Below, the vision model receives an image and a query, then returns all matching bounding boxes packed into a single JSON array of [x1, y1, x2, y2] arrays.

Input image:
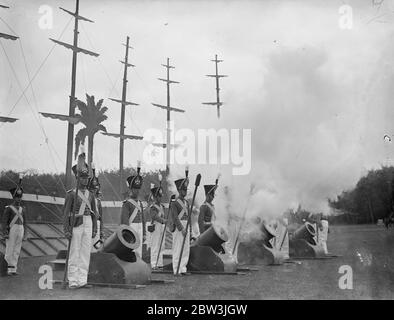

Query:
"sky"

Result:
[[1, 0, 394, 217]]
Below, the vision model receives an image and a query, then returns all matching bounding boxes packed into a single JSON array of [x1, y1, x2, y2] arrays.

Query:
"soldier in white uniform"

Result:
[[169, 170, 190, 275], [148, 180, 167, 269], [319, 213, 329, 254], [1, 178, 27, 276], [190, 202, 200, 242], [274, 216, 289, 259], [120, 164, 146, 260], [63, 160, 97, 289]]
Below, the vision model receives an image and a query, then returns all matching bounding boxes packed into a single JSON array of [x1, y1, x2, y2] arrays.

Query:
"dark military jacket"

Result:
[[169, 197, 189, 232], [63, 188, 97, 234], [1, 202, 27, 235], [198, 201, 215, 234], [120, 197, 145, 226]]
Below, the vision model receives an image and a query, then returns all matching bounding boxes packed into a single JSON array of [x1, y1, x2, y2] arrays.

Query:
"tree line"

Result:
[[0, 168, 168, 202], [328, 166, 394, 224]]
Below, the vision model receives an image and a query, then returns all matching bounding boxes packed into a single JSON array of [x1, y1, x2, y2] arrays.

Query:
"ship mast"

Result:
[[151, 58, 185, 174], [203, 54, 227, 118], [40, 0, 99, 190], [102, 36, 143, 199]]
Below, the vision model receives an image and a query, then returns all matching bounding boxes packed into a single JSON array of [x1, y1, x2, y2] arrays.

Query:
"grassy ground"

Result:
[[1, 224, 393, 300]]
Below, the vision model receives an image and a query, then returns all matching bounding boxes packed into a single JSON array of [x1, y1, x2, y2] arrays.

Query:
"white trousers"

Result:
[[275, 220, 289, 259], [91, 223, 101, 253], [5, 224, 24, 273], [225, 220, 239, 263], [191, 220, 200, 240], [130, 222, 144, 258], [68, 216, 92, 287], [172, 221, 190, 274], [320, 220, 329, 254], [149, 223, 165, 268]]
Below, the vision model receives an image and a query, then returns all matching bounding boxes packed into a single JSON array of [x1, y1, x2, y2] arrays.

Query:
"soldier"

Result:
[[1, 176, 27, 276], [273, 215, 289, 259], [88, 164, 104, 252], [120, 163, 146, 259], [319, 213, 329, 254], [223, 186, 240, 263], [198, 182, 218, 234], [148, 177, 167, 269], [63, 159, 97, 289], [170, 170, 190, 275], [190, 202, 200, 242]]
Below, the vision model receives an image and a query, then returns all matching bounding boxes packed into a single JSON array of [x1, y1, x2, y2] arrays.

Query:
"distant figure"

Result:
[[148, 181, 166, 269], [319, 213, 329, 254], [223, 186, 240, 263], [384, 211, 394, 229], [190, 203, 200, 241], [275, 216, 289, 259], [198, 182, 218, 234], [2, 180, 27, 276], [170, 172, 190, 275]]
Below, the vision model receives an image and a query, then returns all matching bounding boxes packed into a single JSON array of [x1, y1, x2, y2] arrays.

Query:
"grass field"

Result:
[[1, 224, 393, 300]]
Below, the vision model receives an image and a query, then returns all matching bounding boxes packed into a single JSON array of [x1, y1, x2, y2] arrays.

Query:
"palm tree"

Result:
[[74, 94, 108, 171]]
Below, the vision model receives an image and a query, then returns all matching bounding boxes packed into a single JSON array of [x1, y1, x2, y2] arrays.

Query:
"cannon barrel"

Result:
[[193, 224, 229, 253], [99, 224, 140, 262], [292, 222, 316, 245], [260, 223, 276, 247]]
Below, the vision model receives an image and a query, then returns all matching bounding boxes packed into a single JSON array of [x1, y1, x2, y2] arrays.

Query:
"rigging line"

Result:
[[18, 40, 48, 139], [1, 120, 67, 194], [107, 65, 122, 98], [133, 68, 160, 124], [0, 178, 63, 221], [0, 40, 39, 123], [94, 151, 122, 201], [80, 53, 88, 93], [0, 16, 17, 36], [0, 17, 73, 125], [2, 39, 65, 191], [80, 24, 121, 97], [127, 109, 144, 136], [36, 201, 63, 222], [2, 172, 57, 209]]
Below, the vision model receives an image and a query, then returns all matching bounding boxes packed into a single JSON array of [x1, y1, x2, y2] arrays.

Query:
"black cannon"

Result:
[[289, 222, 325, 258], [238, 220, 287, 265], [88, 224, 151, 285], [187, 224, 237, 272]]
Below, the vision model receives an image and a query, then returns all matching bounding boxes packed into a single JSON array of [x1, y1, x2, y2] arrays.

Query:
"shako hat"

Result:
[[127, 161, 143, 190], [174, 166, 189, 191], [10, 173, 23, 198]]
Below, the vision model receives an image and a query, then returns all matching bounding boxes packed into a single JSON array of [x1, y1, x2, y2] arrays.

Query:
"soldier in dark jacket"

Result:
[[198, 183, 218, 234]]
